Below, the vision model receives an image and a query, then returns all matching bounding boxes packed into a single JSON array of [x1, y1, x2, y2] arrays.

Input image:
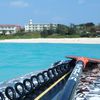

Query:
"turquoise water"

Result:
[[0, 43, 100, 82]]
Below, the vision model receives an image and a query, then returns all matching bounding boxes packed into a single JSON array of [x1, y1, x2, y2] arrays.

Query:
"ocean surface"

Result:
[[0, 43, 100, 82]]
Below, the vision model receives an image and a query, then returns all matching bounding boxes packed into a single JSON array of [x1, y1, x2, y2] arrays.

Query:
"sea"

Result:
[[0, 43, 100, 83]]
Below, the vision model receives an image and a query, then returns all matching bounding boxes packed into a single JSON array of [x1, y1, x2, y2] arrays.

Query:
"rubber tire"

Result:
[[31, 75, 39, 88], [14, 82, 25, 97], [23, 79, 33, 92], [5, 86, 16, 100], [0, 92, 5, 100]]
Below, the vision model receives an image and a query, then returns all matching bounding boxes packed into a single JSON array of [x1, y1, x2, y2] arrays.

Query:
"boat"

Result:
[[0, 56, 100, 100]]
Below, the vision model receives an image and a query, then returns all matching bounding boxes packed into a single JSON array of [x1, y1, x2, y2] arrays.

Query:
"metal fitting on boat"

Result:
[[5, 86, 16, 100], [0, 92, 5, 100]]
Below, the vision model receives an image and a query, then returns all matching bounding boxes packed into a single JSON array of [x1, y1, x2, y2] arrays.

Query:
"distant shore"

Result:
[[0, 38, 100, 44]]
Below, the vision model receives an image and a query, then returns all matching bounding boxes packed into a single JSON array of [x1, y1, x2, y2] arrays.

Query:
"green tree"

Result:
[[85, 22, 95, 27], [68, 24, 76, 35], [47, 24, 55, 35], [2, 30, 6, 35], [56, 24, 68, 35], [40, 27, 48, 38]]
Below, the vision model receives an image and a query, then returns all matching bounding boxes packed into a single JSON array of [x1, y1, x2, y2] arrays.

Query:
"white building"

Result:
[[25, 19, 57, 32], [0, 25, 21, 35]]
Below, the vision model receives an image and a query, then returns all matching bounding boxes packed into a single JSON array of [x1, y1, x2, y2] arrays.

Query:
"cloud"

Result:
[[10, 1, 29, 8], [77, 0, 86, 5]]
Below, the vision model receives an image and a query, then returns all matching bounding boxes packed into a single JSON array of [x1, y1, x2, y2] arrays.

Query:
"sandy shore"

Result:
[[0, 38, 100, 44]]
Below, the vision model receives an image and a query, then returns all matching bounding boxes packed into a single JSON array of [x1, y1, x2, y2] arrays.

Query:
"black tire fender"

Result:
[[0, 92, 5, 100], [14, 82, 25, 97], [23, 79, 33, 92], [31, 75, 39, 88], [5, 86, 16, 100]]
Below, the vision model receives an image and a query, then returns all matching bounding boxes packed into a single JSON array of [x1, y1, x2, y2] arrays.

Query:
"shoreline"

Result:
[[0, 38, 100, 44]]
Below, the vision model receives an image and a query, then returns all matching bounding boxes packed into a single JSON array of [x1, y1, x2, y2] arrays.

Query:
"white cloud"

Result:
[[10, 1, 29, 8]]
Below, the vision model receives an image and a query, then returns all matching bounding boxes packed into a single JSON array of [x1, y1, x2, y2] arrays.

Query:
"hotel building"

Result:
[[25, 19, 57, 32], [0, 25, 21, 35]]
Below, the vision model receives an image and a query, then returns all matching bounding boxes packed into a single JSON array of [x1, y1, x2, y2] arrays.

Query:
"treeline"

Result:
[[0, 22, 100, 39], [40, 23, 100, 38]]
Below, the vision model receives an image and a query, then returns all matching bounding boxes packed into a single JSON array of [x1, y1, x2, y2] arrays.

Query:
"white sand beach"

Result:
[[0, 38, 100, 44]]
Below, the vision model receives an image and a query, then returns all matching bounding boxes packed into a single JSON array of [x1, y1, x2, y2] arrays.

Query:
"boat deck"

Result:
[[0, 56, 100, 100]]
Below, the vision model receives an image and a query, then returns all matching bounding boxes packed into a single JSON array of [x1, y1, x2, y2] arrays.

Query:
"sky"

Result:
[[0, 0, 100, 26]]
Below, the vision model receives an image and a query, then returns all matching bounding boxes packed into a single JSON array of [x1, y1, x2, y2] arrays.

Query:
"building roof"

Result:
[[0, 24, 21, 28]]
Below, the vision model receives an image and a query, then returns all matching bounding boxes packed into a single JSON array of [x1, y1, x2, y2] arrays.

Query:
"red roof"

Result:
[[0, 24, 21, 28]]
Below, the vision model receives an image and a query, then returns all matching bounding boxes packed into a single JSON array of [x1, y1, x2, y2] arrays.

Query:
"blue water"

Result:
[[0, 43, 100, 82]]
